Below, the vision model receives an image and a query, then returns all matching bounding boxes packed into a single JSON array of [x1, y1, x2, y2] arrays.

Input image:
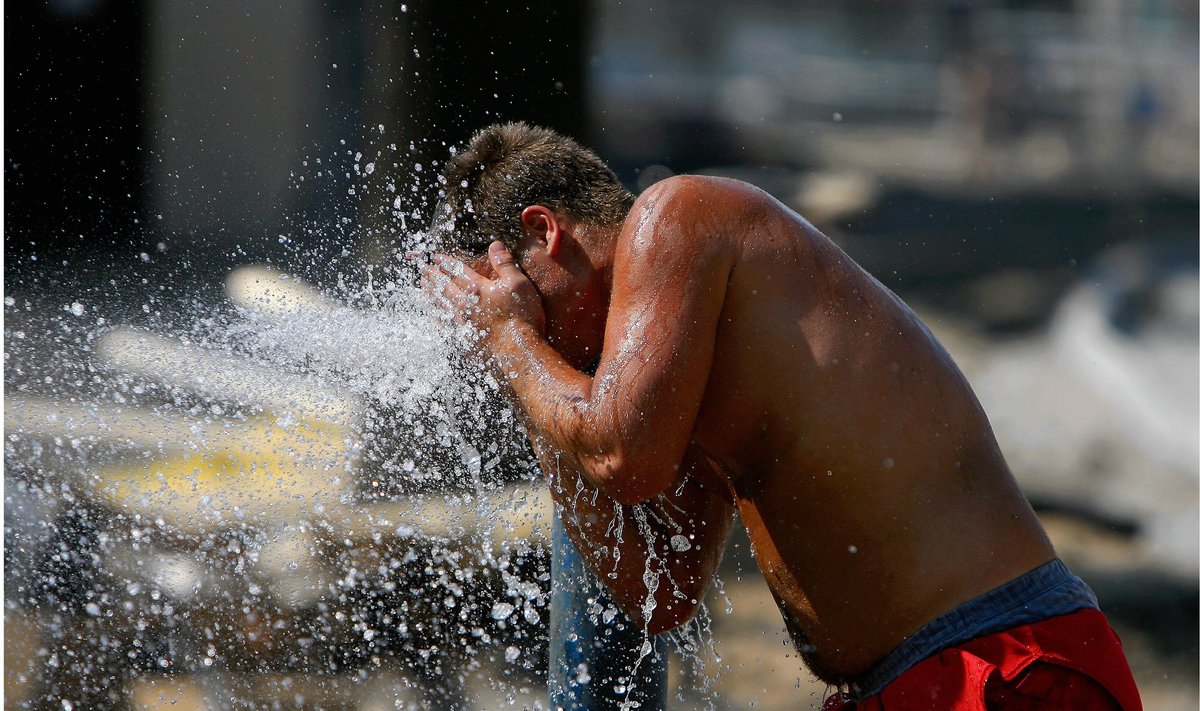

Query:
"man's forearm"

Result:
[[488, 320, 617, 491]]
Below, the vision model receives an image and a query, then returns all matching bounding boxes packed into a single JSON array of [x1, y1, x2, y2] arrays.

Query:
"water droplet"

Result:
[[670, 535, 692, 552]]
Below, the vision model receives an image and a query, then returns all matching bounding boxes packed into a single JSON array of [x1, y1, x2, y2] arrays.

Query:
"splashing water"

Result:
[[4, 151, 731, 711], [5, 217, 559, 709]]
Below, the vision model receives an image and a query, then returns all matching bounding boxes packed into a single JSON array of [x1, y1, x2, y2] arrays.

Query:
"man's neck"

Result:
[[543, 221, 618, 370], [576, 222, 620, 299]]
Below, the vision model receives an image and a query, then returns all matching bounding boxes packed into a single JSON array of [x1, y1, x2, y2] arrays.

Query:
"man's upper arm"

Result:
[[581, 177, 737, 503]]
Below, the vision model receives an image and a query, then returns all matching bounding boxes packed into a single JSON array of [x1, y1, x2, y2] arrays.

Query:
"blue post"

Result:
[[549, 511, 668, 710]]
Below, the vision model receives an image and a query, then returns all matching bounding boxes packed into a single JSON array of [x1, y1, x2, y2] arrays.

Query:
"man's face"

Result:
[[465, 241, 596, 361], [464, 245, 562, 308]]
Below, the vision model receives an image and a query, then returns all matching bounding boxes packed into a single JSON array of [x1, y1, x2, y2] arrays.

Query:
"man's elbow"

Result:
[[643, 596, 703, 636], [639, 575, 713, 635], [607, 484, 660, 507], [588, 454, 675, 506], [609, 592, 701, 636]]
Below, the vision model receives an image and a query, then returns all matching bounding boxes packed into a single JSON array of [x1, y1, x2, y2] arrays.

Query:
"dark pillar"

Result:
[[550, 513, 669, 710]]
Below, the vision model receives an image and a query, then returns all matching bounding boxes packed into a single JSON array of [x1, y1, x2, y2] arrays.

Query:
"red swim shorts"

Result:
[[822, 608, 1143, 710]]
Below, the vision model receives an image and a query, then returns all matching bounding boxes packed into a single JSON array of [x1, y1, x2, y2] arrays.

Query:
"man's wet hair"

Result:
[[433, 122, 634, 256]]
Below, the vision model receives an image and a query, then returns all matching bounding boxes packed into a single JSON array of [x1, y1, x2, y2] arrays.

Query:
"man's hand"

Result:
[[429, 240, 547, 344]]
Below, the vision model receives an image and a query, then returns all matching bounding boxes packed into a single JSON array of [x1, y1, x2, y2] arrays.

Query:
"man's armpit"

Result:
[[683, 444, 736, 505]]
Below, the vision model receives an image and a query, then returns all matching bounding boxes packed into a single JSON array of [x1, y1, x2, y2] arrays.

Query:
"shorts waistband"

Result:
[[848, 558, 1099, 699]]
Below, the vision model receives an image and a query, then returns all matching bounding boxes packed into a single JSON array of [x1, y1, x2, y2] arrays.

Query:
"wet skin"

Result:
[[435, 174, 1055, 682]]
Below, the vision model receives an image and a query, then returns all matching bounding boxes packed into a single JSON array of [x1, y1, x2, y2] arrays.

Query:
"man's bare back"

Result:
[[668, 176, 1056, 678]]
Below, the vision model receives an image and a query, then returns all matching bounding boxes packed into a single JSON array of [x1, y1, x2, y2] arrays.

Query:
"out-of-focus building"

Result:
[[590, 0, 1198, 199]]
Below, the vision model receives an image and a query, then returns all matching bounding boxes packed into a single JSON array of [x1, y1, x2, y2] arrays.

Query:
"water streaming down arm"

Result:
[[536, 436, 734, 635]]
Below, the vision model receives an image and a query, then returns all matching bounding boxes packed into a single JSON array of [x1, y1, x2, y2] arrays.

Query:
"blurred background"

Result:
[[5, 1, 1197, 709]]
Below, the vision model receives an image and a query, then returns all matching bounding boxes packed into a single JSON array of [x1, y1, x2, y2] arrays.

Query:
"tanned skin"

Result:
[[432, 174, 1055, 683]]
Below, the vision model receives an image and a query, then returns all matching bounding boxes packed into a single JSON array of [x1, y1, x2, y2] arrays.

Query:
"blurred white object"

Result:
[[97, 327, 358, 427], [5, 265, 549, 543], [225, 265, 337, 319], [960, 248, 1198, 578]]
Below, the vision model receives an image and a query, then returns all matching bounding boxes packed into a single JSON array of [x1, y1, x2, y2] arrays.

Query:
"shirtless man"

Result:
[[428, 123, 1141, 709]]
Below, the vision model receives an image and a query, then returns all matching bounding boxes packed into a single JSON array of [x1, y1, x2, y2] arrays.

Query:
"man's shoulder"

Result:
[[636, 174, 769, 208], [616, 175, 764, 268], [626, 175, 776, 243]]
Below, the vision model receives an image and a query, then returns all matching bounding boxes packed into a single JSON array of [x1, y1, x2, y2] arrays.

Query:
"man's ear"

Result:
[[520, 205, 564, 258]]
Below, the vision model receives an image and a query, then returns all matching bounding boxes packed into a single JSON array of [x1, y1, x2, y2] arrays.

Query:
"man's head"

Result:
[[433, 122, 633, 258], [434, 123, 633, 366]]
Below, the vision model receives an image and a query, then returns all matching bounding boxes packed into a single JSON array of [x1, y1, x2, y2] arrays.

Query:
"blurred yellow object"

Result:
[[225, 265, 335, 319], [93, 416, 355, 533], [4, 608, 40, 707], [130, 677, 212, 711], [7, 395, 552, 544]]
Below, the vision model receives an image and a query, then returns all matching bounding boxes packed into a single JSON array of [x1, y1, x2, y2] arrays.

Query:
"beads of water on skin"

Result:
[[670, 534, 692, 552]]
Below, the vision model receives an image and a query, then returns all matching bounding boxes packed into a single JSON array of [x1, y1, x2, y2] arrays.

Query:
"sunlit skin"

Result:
[[433, 174, 1055, 682]]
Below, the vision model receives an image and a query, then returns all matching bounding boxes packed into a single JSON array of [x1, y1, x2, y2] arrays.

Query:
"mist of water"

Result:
[[3, 141, 731, 710]]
